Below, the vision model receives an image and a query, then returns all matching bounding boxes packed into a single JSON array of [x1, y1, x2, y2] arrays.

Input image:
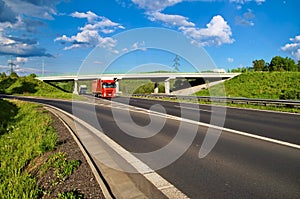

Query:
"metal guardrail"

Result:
[[130, 94, 300, 108]]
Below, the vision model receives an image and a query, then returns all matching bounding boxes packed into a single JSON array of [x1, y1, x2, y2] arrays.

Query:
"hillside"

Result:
[[196, 72, 300, 100], [0, 74, 75, 99]]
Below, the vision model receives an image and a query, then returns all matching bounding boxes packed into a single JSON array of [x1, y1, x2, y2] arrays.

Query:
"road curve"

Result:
[[113, 97, 300, 145], [1, 95, 300, 198]]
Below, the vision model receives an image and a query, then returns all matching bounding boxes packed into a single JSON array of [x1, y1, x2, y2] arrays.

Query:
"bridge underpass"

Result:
[[37, 72, 240, 95]]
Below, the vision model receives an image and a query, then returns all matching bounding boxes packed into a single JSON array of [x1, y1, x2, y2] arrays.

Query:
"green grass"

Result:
[[0, 75, 85, 100], [41, 152, 81, 184], [196, 72, 300, 100], [58, 190, 83, 199], [0, 99, 57, 198]]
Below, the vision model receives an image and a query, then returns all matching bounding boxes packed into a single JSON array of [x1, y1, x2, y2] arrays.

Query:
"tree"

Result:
[[297, 60, 300, 72], [0, 72, 7, 78], [9, 71, 19, 78], [252, 59, 265, 71], [269, 56, 298, 71], [28, 73, 37, 78]]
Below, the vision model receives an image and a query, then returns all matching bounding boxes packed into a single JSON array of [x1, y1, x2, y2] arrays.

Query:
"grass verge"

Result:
[[0, 99, 57, 198], [0, 99, 82, 198], [0, 75, 86, 101]]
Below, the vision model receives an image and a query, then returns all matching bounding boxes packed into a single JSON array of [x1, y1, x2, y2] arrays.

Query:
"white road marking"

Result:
[[45, 103, 190, 199], [174, 105, 212, 113]]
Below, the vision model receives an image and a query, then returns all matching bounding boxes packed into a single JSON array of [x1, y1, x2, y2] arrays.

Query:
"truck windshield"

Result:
[[102, 83, 116, 88]]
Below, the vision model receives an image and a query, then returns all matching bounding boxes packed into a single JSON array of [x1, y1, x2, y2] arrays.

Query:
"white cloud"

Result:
[[230, 0, 265, 9], [56, 11, 124, 50], [281, 35, 300, 60], [70, 11, 99, 23], [132, 0, 234, 47], [16, 57, 28, 63], [229, 0, 265, 4], [0, 33, 52, 57], [255, 0, 265, 4], [147, 11, 195, 27], [79, 15, 125, 34], [4, 0, 59, 20], [0, 0, 58, 57], [55, 29, 117, 50], [227, 57, 234, 62], [131, 0, 182, 11], [180, 15, 234, 46]]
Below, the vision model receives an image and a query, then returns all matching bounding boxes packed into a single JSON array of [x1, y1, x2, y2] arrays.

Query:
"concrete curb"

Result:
[[45, 107, 114, 199]]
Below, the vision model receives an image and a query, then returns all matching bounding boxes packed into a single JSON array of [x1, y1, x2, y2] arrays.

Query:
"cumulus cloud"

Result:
[[55, 11, 124, 50], [180, 15, 234, 46], [0, 0, 59, 57], [131, 0, 234, 47], [147, 12, 195, 27], [71, 11, 99, 23], [281, 35, 300, 60], [131, 0, 182, 11], [4, 0, 60, 20], [0, 33, 53, 57]]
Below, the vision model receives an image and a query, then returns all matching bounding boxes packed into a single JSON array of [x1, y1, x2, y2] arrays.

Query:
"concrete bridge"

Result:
[[37, 72, 240, 94]]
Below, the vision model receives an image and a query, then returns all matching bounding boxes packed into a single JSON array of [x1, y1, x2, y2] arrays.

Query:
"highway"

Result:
[[113, 97, 300, 145], [1, 95, 300, 198]]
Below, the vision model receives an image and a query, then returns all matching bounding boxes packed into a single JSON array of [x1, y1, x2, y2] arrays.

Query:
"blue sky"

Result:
[[0, 0, 299, 75]]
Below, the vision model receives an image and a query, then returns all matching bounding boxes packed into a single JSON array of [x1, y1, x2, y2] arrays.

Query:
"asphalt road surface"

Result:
[[2, 95, 300, 198]]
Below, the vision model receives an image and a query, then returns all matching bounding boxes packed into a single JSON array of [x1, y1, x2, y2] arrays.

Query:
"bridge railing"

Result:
[[130, 94, 300, 108]]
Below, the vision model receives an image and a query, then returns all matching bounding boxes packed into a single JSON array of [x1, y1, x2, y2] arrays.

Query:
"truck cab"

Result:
[[92, 78, 116, 98]]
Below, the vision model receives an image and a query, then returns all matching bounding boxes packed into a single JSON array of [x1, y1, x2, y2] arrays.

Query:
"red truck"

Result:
[[92, 78, 117, 98]]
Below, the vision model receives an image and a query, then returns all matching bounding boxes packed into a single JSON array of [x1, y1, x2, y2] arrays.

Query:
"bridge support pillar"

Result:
[[154, 82, 159, 94], [116, 81, 120, 94], [73, 79, 78, 94], [164, 80, 170, 94]]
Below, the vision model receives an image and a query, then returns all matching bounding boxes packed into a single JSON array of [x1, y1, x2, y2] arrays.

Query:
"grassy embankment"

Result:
[[196, 72, 300, 99], [0, 99, 81, 198], [195, 72, 300, 112], [0, 75, 83, 100]]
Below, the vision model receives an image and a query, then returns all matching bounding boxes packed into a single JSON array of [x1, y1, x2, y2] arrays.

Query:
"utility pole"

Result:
[[173, 55, 180, 72]]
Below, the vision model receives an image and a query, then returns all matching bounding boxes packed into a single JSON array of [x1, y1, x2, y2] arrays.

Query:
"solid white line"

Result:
[[105, 100, 300, 150], [31, 96, 300, 150], [174, 105, 212, 113], [44, 103, 189, 199]]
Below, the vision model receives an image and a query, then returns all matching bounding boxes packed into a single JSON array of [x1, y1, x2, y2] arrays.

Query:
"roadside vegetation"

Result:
[[0, 72, 81, 100], [197, 55, 300, 100], [0, 99, 82, 198], [196, 72, 300, 100], [0, 99, 57, 198]]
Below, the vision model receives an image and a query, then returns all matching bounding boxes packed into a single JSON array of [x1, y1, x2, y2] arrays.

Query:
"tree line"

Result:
[[231, 56, 300, 72]]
